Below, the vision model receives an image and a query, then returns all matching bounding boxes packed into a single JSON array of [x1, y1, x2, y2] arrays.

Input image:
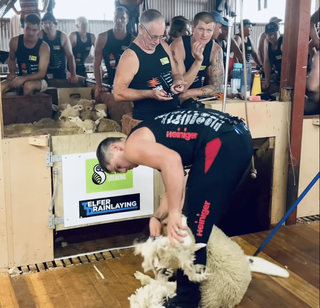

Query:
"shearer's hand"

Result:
[[149, 217, 162, 237], [167, 211, 187, 245]]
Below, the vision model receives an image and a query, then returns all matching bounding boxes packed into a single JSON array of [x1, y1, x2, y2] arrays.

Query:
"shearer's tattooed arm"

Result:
[[180, 43, 224, 99]]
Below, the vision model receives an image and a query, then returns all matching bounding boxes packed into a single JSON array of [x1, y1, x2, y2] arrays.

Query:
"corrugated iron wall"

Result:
[[146, 0, 216, 22], [0, 18, 10, 51]]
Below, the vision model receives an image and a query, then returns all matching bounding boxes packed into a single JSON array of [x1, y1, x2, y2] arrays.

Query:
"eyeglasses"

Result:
[[141, 24, 165, 41]]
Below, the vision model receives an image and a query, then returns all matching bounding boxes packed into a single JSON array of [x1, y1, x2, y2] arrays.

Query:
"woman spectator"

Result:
[[167, 16, 191, 45]]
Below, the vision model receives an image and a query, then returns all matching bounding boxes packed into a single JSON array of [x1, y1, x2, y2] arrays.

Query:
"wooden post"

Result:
[[280, 0, 311, 224]]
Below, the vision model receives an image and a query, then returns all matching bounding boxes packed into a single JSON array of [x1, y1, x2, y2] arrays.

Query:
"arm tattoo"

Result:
[[209, 45, 224, 93], [172, 50, 179, 67]]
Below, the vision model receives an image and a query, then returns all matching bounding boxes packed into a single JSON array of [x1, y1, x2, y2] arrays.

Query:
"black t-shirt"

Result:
[[129, 108, 238, 167], [16, 35, 43, 76], [268, 36, 283, 79], [43, 30, 66, 79], [103, 29, 132, 85], [128, 42, 180, 120], [72, 32, 92, 76], [236, 34, 252, 62], [182, 36, 213, 89]]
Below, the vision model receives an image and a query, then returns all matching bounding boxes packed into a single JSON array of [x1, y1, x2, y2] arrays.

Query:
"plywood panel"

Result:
[[58, 87, 93, 105], [0, 84, 9, 271], [297, 118, 320, 217], [205, 101, 290, 224], [2, 137, 53, 267]]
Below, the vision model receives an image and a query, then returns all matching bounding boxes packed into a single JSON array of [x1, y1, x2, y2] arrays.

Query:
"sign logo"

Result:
[[29, 55, 37, 61], [200, 65, 207, 71], [160, 57, 169, 65], [92, 164, 106, 185], [86, 159, 133, 193], [53, 45, 61, 50], [79, 193, 140, 218]]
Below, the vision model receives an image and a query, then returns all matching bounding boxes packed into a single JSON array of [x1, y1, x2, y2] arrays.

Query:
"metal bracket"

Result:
[[48, 215, 64, 229], [46, 152, 62, 167]]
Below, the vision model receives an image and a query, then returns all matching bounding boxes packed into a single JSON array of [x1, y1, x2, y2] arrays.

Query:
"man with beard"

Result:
[[113, 9, 185, 121], [1, 14, 50, 95], [94, 6, 134, 99], [69, 16, 96, 77], [170, 11, 226, 99], [38, 12, 78, 83]]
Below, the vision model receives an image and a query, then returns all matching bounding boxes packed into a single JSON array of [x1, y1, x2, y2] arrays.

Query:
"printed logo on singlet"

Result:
[[121, 45, 129, 51], [155, 110, 227, 132], [53, 45, 60, 50], [199, 65, 207, 71], [148, 77, 161, 88], [195, 200, 211, 237], [109, 54, 116, 67], [29, 55, 37, 61], [21, 63, 28, 75], [160, 57, 169, 65], [166, 127, 198, 141], [276, 55, 282, 60]]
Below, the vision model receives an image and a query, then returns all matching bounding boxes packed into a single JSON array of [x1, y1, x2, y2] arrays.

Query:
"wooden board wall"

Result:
[[298, 117, 320, 217], [205, 101, 290, 224], [0, 137, 53, 269]]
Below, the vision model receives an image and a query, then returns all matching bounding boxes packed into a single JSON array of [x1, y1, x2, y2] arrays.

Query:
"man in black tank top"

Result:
[[263, 22, 283, 91], [234, 19, 262, 67], [1, 14, 50, 96], [170, 11, 226, 100], [94, 7, 134, 100], [39, 13, 78, 83], [113, 9, 186, 121], [69, 16, 96, 77], [96, 108, 253, 308]]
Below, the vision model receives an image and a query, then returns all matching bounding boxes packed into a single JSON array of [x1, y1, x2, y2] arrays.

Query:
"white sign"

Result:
[[61, 152, 154, 227]]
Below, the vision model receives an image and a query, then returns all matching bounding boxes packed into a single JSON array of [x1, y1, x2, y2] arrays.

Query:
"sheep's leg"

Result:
[[134, 271, 154, 286]]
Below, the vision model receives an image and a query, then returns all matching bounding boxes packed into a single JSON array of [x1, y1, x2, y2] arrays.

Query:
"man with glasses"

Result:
[[170, 11, 226, 99], [113, 9, 185, 121], [263, 22, 283, 91], [69, 16, 96, 77], [1, 14, 50, 95], [38, 12, 78, 83], [94, 6, 134, 98]]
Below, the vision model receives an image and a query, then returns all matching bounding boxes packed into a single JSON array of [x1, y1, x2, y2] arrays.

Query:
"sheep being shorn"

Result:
[[130, 217, 289, 308]]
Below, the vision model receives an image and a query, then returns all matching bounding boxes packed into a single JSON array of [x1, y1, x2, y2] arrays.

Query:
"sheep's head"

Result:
[[78, 99, 95, 112], [59, 105, 80, 120], [80, 119, 96, 133], [134, 215, 207, 283], [95, 104, 107, 118]]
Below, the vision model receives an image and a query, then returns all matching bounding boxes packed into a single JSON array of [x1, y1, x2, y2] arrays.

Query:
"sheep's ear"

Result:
[[95, 119, 100, 125], [194, 243, 206, 251], [67, 104, 71, 108]]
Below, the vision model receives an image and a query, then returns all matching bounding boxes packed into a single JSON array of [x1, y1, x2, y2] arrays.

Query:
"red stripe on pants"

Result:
[[204, 138, 222, 173]]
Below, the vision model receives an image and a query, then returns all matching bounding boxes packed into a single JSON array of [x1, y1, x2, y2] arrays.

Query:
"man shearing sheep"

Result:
[[96, 108, 253, 308]]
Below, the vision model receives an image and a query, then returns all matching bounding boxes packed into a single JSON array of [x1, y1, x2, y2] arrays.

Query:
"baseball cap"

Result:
[[42, 12, 57, 24], [269, 16, 282, 23], [211, 11, 228, 27], [265, 22, 279, 34], [239, 19, 256, 28]]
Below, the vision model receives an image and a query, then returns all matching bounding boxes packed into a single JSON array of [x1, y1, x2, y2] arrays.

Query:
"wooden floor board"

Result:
[[0, 273, 19, 308], [1, 223, 319, 308]]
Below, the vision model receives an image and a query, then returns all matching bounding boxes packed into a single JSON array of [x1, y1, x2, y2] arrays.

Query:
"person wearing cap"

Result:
[[263, 22, 283, 91], [38, 13, 78, 83], [12, 0, 50, 28], [310, 7, 320, 51], [69, 17, 96, 77], [257, 16, 282, 65], [234, 19, 262, 67], [1, 14, 50, 95], [170, 11, 225, 100]]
